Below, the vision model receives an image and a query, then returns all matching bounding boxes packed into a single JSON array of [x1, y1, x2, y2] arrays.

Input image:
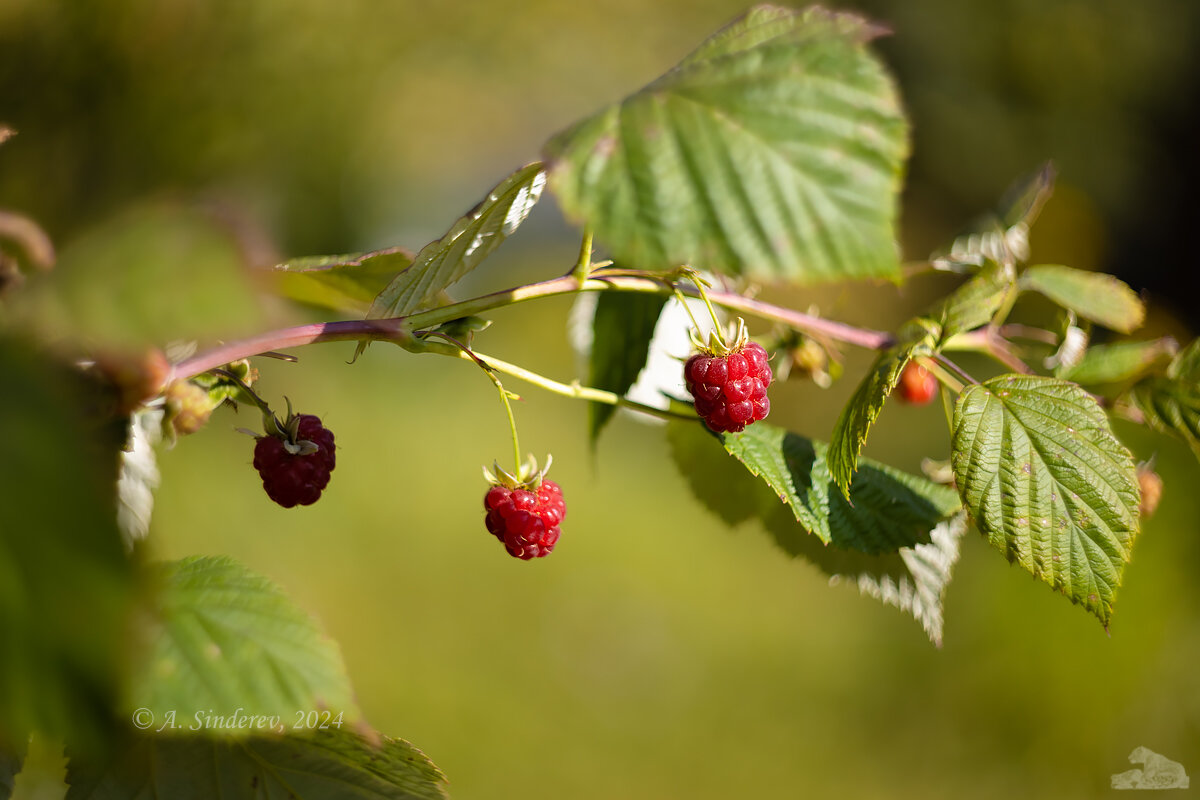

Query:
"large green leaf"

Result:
[[65, 729, 447, 800], [1128, 338, 1200, 460], [587, 291, 667, 442], [367, 163, 545, 321], [826, 322, 937, 497], [0, 339, 136, 745], [128, 556, 360, 733], [667, 419, 964, 644], [1020, 264, 1145, 333], [544, 5, 907, 283], [952, 375, 1140, 626], [274, 247, 414, 314]]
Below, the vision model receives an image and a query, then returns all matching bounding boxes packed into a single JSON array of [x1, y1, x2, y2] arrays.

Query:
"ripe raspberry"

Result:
[[896, 361, 938, 405], [684, 341, 772, 433], [253, 414, 336, 508], [483, 479, 566, 560]]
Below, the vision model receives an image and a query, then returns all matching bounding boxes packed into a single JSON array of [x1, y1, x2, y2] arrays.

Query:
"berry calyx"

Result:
[[896, 361, 938, 405], [684, 340, 772, 433], [253, 412, 336, 508], [481, 455, 565, 560]]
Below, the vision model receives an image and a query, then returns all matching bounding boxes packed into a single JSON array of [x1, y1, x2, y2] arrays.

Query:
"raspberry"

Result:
[[684, 341, 772, 433], [896, 361, 938, 405], [483, 479, 566, 560], [253, 414, 336, 508]]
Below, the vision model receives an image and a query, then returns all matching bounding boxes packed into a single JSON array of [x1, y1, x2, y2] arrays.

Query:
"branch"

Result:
[[171, 273, 895, 382]]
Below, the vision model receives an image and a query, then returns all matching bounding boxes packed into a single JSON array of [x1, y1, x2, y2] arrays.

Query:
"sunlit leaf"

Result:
[[274, 247, 413, 314], [544, 5, 907, 283], [367, 163, 545, 320], [1021, 264, 1145, 333], [65, 729, 448, 800], [952, 375, 1140, 626], [128, 556, 360, 734]]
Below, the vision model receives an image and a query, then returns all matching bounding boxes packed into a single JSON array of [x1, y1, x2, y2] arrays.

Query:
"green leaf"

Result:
[[1020, 264, 1145, 333], [931, 260, 1015, 344], [952, 375, 1141, 626], [1128, 338, 1200, 459], [1060, 338, 1177, 388], [367, 163, 545, 321], [19, 204, 262, 346], [65, 729, 448, 800], [543, 5, 907, 283], [587, 291, 667, 442], [721, 423, 960, 550], [935, 162, 1055, 267], [0, 338, 136, 745], [826, 322, 938, 496], [274, 247, 414, 314], [667, 419, 964, 645], [129, 556, 359, 733]]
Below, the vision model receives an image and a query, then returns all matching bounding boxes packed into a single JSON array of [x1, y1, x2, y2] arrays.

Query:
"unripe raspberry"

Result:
[[896, 361, 938, 405], [164, 379, 214, 436], [1137, 463, 1162, 519], [684, 341, 772, 433], [483, 479, 565, 560], [253, 414, 336, 508]]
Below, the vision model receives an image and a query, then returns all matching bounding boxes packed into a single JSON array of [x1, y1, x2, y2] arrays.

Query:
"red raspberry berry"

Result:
[[483, 479, 566, 560], [253, 414, 336, 508], [896, 361, 938, 405], [684, 341, 772, 433]]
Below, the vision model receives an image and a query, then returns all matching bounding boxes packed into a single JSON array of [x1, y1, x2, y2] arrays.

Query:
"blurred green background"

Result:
[[3, 0, 1199, 797]]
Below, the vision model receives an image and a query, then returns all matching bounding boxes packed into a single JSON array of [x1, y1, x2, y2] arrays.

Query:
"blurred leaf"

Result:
[[1020, 264, 1145, 333], [128, 556, 360, 733], [588, 292, 667, 442], [274, 247, 413, 314], [366, 163, 545, 321], [544, 5, 907, 283], [0, 738, 23, 800], [65, 728, 448, 800], [935, 163, 1055, 267], [21, 204, 261, 346], [827, 322, 938, 498], [1060, 338, 1177, 387], [0, 338, 136, 745], [952, 375, 1140, 626], [932, 260, 1015, 344], [1128, 338, 1200, 460], [720, 423, 960, 551], [667, 419, 964, 645]]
